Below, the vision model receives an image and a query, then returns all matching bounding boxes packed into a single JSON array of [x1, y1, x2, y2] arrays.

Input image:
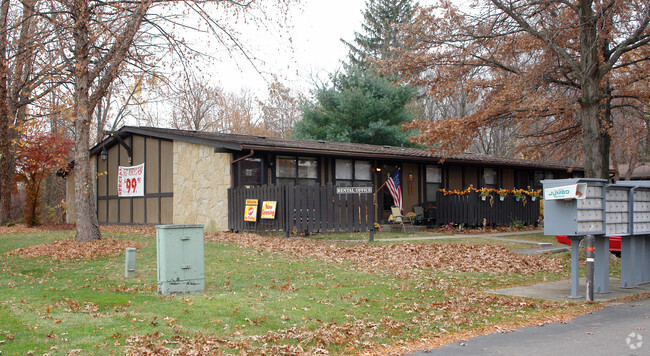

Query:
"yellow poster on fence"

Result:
[[244, 199, 258, 222], [261, 201, 277, 219]]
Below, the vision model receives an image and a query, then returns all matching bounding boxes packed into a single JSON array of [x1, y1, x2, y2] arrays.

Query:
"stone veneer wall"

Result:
[[173, 141, 232, 232]]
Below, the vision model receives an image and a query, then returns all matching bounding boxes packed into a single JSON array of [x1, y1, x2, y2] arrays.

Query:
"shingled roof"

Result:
[[92, 126, 580, 172]]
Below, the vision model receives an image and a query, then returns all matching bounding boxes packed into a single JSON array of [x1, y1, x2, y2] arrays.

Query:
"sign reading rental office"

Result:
[[261, 201, 277, 219], [118, 163, 145, 197], [244, 199, 258, 222], [336, 186, 373, 194]]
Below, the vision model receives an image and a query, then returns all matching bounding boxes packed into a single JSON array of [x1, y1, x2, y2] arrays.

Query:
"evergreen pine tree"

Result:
[[293, 67, 416, 147], [342, 0, 416, 68]]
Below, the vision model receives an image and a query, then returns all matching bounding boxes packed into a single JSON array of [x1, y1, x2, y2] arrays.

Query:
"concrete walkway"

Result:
[[374, 229, 543, 242], [491, 278, 650, 302]]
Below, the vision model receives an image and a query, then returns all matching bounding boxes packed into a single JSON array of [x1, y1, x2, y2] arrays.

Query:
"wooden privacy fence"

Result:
[[228, 184, 375, 234], [436, 194, 541, 227]]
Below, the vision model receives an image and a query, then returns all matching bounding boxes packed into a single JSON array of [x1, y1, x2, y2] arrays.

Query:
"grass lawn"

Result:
[[0, 226, 603, 355]]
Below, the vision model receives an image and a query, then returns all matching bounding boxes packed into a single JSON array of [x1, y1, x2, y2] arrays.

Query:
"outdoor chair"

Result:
[[413, 206, 425, 225], [391, 206, 415, 233]]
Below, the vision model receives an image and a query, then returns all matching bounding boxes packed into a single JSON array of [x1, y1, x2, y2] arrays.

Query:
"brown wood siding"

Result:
[[160, 140, 173, 192], [97, 200, 107, 222], [161, 197, 173, 224], [502, 168, 515, 189], [146, 198, 158, 223], [145, 138, 159, 194], [119, 140, 130, 166], [97, 153, 107, 196], [464, 166, 478, 188], [95, 134, 173, 225], [133, 198, 145, 223], [402, 163, 419, 213], [108, 199, 118, 223], [448, 166, 463, 190], [119, 199, 130, 223], [108, 145, 118, 196], [133, 136, 145, 164]]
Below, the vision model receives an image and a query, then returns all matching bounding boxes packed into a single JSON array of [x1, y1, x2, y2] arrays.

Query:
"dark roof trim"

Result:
[[90, 126, 243, 154], [91, 126, 582, 172]]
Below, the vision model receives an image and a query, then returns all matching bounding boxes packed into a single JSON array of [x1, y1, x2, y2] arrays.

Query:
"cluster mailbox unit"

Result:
[[542, 179, 650, 298]]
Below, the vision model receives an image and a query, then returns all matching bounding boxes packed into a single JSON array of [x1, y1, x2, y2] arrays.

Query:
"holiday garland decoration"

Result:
[[438, 187, 542, 199]]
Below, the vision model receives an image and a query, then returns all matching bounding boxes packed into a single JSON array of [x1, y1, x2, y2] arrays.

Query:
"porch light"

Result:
[[100, 148, 108, 161]]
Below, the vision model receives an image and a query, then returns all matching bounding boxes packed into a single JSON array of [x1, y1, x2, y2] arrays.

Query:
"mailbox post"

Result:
[[542, 178, 608, 299], [610, 181, 650, 287], [544, 179, 650, 299]]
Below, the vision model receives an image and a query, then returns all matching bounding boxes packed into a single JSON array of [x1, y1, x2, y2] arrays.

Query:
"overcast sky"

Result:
[[200, 0, 367, 99]]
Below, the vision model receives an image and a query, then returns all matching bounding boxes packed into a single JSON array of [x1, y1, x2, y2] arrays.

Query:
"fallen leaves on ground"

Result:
[[206, 232, 564, 276], [6, 238, 145, 261], [0, 223, 155, 236], [427, 226, 541, 235]]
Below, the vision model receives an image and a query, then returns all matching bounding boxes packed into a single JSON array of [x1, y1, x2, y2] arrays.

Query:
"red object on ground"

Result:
[[556, 235, 621, 252]]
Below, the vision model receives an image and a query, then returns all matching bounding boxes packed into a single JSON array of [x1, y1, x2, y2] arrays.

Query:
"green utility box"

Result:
[[156, 224, 205, 294]]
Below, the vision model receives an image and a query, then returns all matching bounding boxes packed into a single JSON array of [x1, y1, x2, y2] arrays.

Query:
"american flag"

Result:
[[386, 170, 402, 212]]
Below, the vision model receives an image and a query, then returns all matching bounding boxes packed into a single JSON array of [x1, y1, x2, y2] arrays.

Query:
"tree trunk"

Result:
[[73, 0, 101, 241], [579, 0, 609, 179], [0, 0, 11, 224]]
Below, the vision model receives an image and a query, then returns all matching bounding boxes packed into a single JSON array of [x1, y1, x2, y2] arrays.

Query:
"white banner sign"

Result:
[[118, 163, 145, 197]]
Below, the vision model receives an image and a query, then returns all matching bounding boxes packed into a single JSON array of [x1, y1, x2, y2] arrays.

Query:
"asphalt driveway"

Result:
[[409, 299, 650, 356]]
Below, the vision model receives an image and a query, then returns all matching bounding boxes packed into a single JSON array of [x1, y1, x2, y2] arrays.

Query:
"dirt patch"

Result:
[[6, 238, 145, 261], [206, 232, 564, 276]]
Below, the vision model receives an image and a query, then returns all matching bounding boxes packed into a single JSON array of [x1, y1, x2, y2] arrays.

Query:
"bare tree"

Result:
[[0, 0, 64, 224], [394, 0, 650, 178], [259, 79, 302, 138], [42, 0, 296, 241], [169, 73, 223, 132]]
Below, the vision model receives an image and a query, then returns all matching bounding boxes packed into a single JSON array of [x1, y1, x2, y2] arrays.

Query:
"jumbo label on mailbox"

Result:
[[544, 183, 588, 200], [261, 201, 277, 219]]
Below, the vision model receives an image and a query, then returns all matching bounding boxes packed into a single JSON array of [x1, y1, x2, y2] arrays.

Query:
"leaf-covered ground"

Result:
[[6, 237, 145, 261], [0, 226, 594, 355], [207, 232, 564, 277]]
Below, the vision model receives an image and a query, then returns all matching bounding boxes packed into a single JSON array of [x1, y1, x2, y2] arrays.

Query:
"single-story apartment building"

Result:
[[66, 126, 583, 231]]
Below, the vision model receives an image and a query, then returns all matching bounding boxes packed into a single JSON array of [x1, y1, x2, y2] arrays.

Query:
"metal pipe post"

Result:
[[585, 235, 595, 302], [125, 247, 136, 278]]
